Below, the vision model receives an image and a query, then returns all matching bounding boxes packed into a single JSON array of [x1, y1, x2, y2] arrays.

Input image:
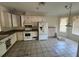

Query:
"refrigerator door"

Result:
[[39, 22, 48, 35], [38, 22, 48, 40]]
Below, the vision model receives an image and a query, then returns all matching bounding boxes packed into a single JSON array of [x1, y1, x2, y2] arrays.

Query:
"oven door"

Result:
[[24, 32, 32, 40]]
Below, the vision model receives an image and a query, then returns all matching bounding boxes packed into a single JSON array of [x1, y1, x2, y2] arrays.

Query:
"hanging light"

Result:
[[65, 3, 72, 27], [39, 2, 45, 6], [36, 2, 45, 10]]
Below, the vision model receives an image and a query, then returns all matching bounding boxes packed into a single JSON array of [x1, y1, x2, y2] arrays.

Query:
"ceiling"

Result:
[[0, 2, 79, 16]]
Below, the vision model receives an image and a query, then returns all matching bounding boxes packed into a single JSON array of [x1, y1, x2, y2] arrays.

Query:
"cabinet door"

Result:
[[11, 33, 17, 45], [32, 32, 37, 37], [0, 10, 5, 27], [21, 15, 25, 27], [17, 32, 24, 40], [16, 15, 21, 27], [4, 11, 10, 27], [0, 9, 2, 26], [7, 13, 12, 27], [0, 9, 11, 28], [0, 9, 2, 31], [12, 14, 18, 27], [0, 42, 6, 56]]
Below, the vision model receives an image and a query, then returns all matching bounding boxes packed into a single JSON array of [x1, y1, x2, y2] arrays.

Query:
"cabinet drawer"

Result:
[[32, 32, 37, 37]]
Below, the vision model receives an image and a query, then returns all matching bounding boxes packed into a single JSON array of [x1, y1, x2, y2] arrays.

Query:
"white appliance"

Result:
[[38, 22, 48, 40], [24, 25, 32, 41], [24, 32, 32, 41], [24, 25, 32, 30]]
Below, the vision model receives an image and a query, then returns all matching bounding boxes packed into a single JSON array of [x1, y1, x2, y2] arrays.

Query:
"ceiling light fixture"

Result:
[[39, 2, 45, 6], [36, 2, 45, 10], [65, 3, 72, 27]]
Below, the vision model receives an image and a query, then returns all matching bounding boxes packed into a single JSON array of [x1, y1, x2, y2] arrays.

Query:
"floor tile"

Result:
[[3, 38, 78, 57]]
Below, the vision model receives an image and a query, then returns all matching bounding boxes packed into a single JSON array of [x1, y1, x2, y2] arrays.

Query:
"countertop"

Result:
[[0, 27, 38, 41]]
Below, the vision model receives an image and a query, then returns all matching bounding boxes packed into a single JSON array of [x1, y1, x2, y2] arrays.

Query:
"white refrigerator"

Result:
[[38, 22, 48, 40]]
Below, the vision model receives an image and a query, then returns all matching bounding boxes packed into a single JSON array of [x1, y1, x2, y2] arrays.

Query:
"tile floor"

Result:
[[3, 38, 78, 57]]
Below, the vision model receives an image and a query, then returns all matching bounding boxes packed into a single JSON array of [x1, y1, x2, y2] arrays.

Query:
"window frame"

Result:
[[59, 17, 68, 33], [72, 16, 79, 36]]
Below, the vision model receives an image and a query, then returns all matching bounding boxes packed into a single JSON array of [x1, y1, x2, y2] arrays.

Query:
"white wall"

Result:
[[46, 16, 58, 34], [46, 16, 58, 27], [45, 16, 58, 37]]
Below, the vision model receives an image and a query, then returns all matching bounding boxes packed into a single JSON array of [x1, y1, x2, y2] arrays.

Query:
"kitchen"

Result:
[[0, 5, 48, 56], [0, 2, 78, 57]]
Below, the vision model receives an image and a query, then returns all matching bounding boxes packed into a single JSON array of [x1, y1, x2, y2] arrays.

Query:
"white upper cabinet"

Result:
[[0, 5, 12, 31], [21, 15, 25, 27], [12, 14, 18, 27], [0, 9, 5, 27], [16, 15, 21, 27], [7, 13, 12, 27], [0, 5, 24, 30], [4, 11, 11, 27]]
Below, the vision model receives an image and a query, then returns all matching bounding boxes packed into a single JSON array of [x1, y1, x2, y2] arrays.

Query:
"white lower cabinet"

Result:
[[32, 31, 37, 40], [0, 42, 6, 56], [0, 33, 17, 57], [16, 32, 24, 41], [10, 33, 17, 45], [32, 31, 37, 37]]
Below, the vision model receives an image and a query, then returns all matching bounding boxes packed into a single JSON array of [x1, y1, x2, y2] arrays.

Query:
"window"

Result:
[[72, 16, 79, 35], [60, 17, 68, 32]]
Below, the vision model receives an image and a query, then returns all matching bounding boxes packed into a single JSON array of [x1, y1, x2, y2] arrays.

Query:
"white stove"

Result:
[[24, 32, 32, 41], [24, 25, 32, 41]]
